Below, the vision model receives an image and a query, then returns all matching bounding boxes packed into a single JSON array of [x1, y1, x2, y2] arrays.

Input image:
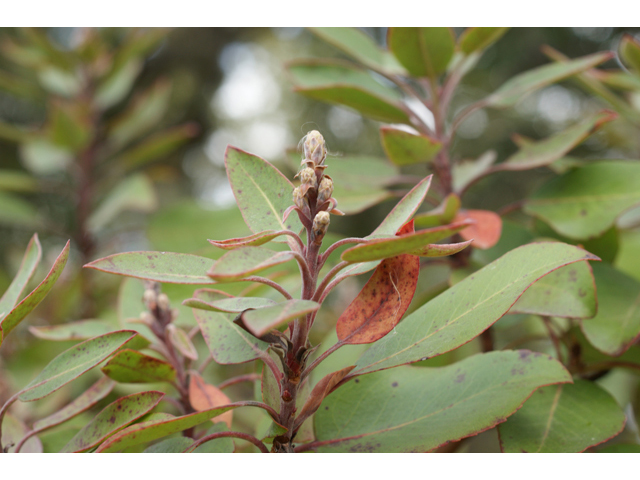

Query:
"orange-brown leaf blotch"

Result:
[[336, 220, 419, 344], [188, 372, 233, 428], [455, 209, 502, 249]]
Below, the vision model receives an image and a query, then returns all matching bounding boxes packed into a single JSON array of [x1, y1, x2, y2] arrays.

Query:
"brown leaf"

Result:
[[455, 209, 502, 249], [188, 372, 233, 428], [336, 221, 420, 344], [295, 366, 355, 428]]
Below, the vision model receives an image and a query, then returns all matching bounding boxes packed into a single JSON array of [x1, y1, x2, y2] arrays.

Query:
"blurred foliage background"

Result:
[[2, 27, 640, 451]]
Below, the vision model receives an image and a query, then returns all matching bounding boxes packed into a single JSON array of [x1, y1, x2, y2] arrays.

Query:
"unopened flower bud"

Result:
[[318, 176, 333, 204], [139, 312, 154, 326], [292, 186, 306, 209], [299, 167, 317, 188], [143, 289, 157, 308], [157, 293, 170, 311], [312, 211, 330, 242], [304, 130, 326, 165]]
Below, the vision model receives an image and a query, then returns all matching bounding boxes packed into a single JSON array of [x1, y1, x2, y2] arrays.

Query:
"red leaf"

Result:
[[455, 209, 502, 249], [336, 221, 419, 344], [188, 372, 233, 428]]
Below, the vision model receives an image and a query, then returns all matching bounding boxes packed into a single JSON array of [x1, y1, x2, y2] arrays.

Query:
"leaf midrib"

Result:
[[356, 255, 585, 373]]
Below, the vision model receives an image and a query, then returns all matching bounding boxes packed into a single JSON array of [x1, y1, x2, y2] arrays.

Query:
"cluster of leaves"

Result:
[[285, 28, 640, 452], [1, 28, 640, 453], [0, 28, 198, 311], [0, 128, 612, 453]]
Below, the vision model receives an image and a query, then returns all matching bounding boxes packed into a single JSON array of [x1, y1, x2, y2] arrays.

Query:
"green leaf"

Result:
[[451, 151, 497, 194], [117, 278, 154, 347], [114, 123, 199, 172], [309, 351, 571, 452], [309, 27, 405, 74], [486, 51, 614, 108], [185, 294, 277, 313], [354, 243, 599, 375], [581, 262, 640, 356], [167, 324, 198, 360], [144, 436, 193, 453], [191, 289, 269, 364], [37, 67, 81, 97], [459, 27, 509, 55], [498, 380, 625, 453], [148, 201, 250, 254], [510, 261, 597, 319], [0, 233, 41, 318], [0, 70, 43, 101], [0, 241, 69, 339], [209, 231, 290, 251], [84, 251, 216, 284], [373, 175, 433, 237], [32, 377, 115, 432], [525, 161, 640, 240], [341, 221, 471, 263], [379, 126, 442, 166], [193, 423, 235, 453], [18, 330, 137, 402], [332, 184, 391, 214], [497, 111, 616, 171], [225, 146, 303, 242], [0, 170, 39, 193], [28, 319, 114, 342], [242, 300, 320, 338], [95, 403, 242, 452], [331, 176, 433, 284], [207, 247, 294, 282], [413, 193, 461, 228], [101, 349, 176, 383], [287, 59, 410, 123], [87, 173, 158, 234], [387, 27, 455, 78], [1, 413, 42, 453], [61, 391, 164, 452], [619, 34, 640, 74], [0, 191, 42, 228], [48, 101, 93, 152], [20, 138, 72, 175], [107, 80, 172, 149], [95, 59, 142, 109]]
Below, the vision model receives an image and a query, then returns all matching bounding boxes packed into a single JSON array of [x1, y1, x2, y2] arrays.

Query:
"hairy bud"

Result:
[[157, 293, 170, 311], [299, 167, 317, 188], [312, 211, 330, 243], [139, 312, 154, 326], [292, 186, 306, 210], [143, 289, 157, 308], [304, 130, 326, 165], [317, 176, 333, 204]]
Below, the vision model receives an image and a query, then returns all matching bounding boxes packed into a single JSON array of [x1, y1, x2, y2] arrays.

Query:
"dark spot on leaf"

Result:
[[580, 209, 587, 216], [391, 382, 398, 387], [454, 374, 466, 383]]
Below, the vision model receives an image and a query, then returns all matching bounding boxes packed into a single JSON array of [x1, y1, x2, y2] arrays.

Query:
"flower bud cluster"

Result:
[[140, 282, 177, 331], [291, 131, 343, 245]]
